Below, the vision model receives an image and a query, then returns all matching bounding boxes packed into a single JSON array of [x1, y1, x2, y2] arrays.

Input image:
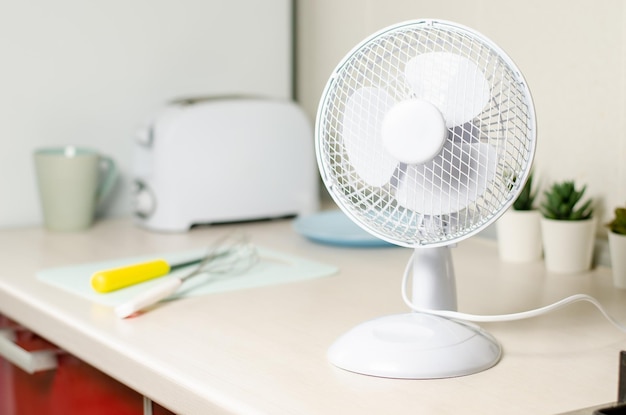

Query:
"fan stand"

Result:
[[327, 246, 501, 379]]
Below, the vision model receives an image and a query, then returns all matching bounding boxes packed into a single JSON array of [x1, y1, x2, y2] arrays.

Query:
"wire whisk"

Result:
[[115, 232, 258, 318], [180, 232, 258, 281]]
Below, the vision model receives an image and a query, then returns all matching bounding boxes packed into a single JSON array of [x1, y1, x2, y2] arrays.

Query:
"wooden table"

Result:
[[0, 217, 624, 414]]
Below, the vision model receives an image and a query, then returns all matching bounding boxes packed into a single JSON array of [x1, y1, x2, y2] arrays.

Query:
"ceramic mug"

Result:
[[34, 146, 117, 231]]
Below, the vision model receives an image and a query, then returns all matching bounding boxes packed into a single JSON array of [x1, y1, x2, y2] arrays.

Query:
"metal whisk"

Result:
[[114, 232, 257, 318]]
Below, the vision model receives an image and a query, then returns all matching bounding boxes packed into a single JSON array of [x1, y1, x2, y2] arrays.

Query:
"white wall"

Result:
[[297, 0, 626, 236], [0, 0, 292, 228], [5, 0, 625, 235]]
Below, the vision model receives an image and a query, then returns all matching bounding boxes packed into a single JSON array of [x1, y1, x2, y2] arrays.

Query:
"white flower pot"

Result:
[[608, 231, 626, 289], [496, 209, 542, 262], [540, 217, 596, 274]]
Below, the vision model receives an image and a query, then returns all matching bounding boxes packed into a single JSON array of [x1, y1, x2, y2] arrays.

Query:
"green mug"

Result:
[[34, 146, 117, 231]]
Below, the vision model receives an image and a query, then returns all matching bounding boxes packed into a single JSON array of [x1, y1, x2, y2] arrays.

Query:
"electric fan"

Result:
[[316, 19, 536, 379]]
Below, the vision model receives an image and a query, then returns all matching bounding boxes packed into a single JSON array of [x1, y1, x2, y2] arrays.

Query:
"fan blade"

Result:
[[342, 87, 398, 187], [395, 142, 497, 215], [404, 52, 490, 128]]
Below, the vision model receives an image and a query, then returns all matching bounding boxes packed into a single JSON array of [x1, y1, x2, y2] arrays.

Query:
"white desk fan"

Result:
[[316, 19, 536, 379]]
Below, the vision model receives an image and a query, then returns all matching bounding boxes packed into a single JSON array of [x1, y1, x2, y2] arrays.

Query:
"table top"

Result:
[[0, 217, 624, 415]]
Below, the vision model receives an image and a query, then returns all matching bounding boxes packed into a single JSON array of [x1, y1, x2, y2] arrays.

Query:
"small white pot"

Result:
[[496, 209, 542, 262], [608, 231, 626, 289], [540, 217, 596, 274]]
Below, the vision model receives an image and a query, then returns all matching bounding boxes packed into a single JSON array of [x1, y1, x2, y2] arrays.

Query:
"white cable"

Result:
[[401, 253, 626, 333]]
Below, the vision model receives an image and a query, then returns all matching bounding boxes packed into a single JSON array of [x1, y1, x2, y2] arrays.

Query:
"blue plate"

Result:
[[293, 210, 394, 247]]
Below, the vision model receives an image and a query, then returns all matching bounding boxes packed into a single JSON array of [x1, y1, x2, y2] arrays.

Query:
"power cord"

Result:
[[401, 252, 626, 333]]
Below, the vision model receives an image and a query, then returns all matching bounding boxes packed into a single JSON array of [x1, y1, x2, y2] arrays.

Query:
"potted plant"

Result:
[[496, 171, 542, 262], [606, 205, 626, 288], [540, 180, 595, 273]]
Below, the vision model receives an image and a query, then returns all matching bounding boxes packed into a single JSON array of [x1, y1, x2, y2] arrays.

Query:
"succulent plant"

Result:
[[512, 171, 537, 211], [540, 180, 593, 221], [607, 206, 626, 235]]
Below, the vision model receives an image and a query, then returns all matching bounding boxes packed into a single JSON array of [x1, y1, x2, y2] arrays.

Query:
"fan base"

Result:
[[328, 312, 501, 379]]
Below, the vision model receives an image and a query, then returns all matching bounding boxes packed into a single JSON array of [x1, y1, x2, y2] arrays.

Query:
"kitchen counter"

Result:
[[0, 217, 625, 414]]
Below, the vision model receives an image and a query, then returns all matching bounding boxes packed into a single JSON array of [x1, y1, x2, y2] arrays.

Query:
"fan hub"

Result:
[[381, 99, 446, 165]]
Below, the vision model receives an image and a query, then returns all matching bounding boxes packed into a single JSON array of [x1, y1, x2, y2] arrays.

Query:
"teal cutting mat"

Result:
[[37, 247, 338, 306]]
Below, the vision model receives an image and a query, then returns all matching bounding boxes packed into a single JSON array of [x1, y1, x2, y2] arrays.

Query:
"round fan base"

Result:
[[328, 313, 501, 379]]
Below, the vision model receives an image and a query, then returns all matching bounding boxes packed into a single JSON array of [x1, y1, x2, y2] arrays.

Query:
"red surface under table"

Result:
[[0, 317, 174, 415]]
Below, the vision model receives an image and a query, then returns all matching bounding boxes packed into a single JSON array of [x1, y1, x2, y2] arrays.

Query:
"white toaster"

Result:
[[132, 97, 319, 232]]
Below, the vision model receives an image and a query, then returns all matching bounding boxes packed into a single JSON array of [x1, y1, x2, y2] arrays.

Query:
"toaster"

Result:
[[132, 97, 319, 232]]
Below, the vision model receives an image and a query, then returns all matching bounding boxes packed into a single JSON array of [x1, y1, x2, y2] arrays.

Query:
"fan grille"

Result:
[[316, 20, 536, 247]]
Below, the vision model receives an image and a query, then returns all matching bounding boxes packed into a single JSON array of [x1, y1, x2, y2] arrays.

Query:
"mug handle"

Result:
[[96, 155, 117, 205]]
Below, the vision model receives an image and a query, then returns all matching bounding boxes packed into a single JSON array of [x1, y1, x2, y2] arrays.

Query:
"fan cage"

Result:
[[315, 19, 536, 248]]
